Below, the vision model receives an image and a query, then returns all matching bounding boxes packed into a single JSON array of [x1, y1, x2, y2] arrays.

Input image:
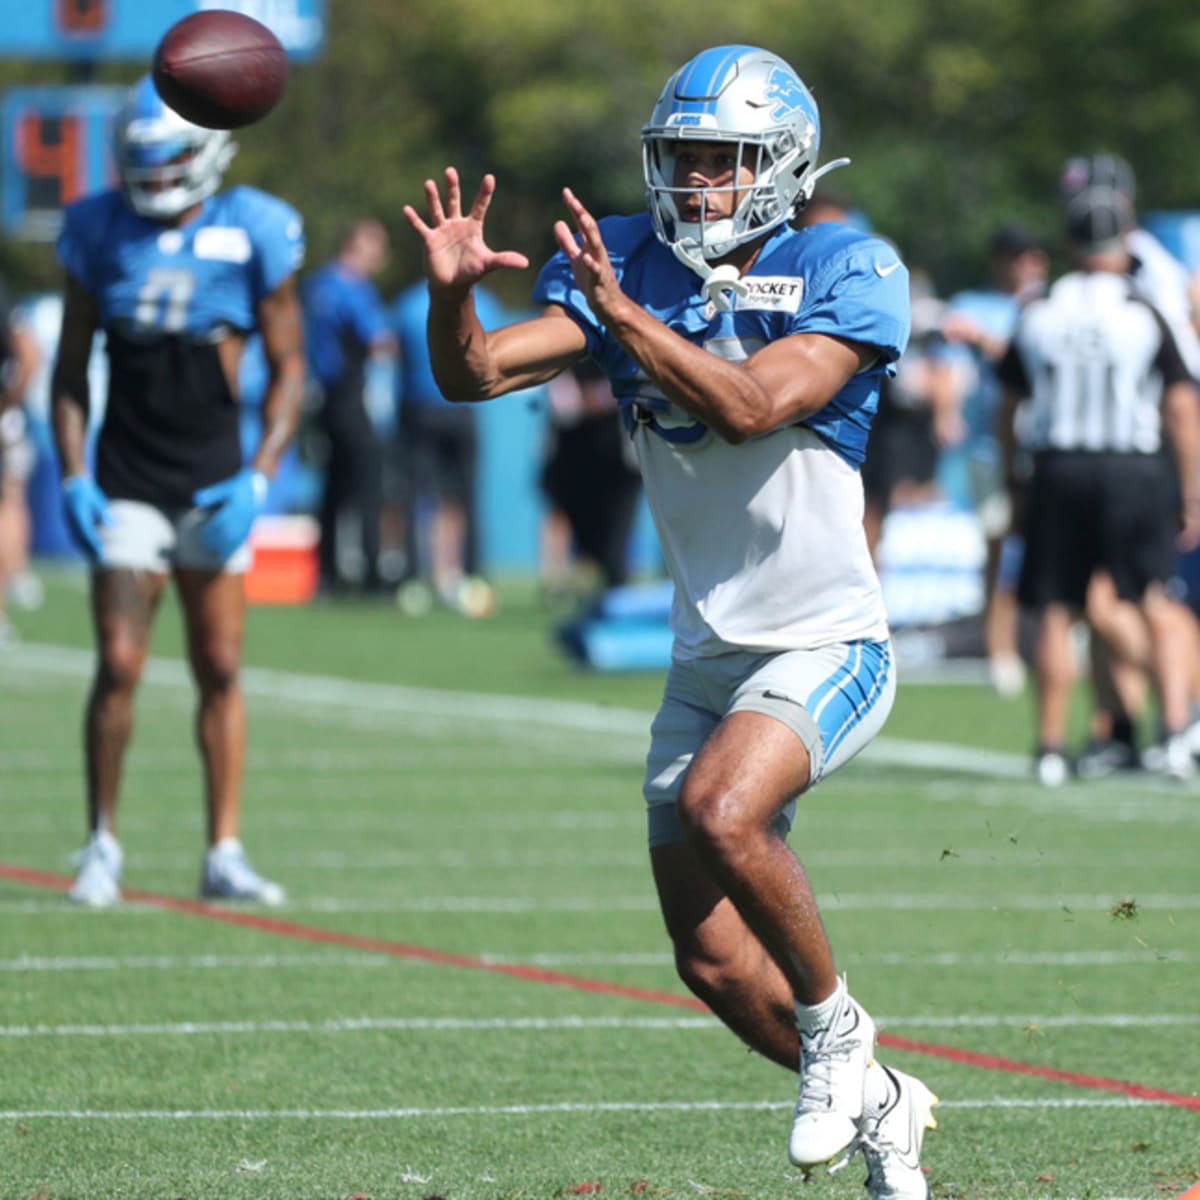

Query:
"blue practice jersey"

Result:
[[934, 288, 1022, 450], [533, 214, 910, 657], [303, 262, 390, 393], [59, 186, 304, 338], [534, 214, 909, 467], [56, 186, 304, 505]]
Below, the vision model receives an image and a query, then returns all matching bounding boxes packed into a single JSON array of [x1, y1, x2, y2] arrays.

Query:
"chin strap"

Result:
[[669, 238, 750, 313]]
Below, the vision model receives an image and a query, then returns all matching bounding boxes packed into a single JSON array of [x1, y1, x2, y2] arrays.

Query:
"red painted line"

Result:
[[5, 862, 1199, 1112], [1175, 1187, 1200, 1200]]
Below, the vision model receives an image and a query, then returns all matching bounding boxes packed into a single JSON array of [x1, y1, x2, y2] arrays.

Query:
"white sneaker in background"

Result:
[[789, 986, 877, 1168], [68, 830, 123, 907], [1033, 749, 1070, 787], [200, 838, 286, 906]]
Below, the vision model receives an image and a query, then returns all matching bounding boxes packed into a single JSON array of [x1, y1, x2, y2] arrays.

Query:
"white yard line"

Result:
[[0, 640, 1055, 780], [0, 1097, 1173, 1122], [4, 892, 1200, 915], [2, 1012, 1196, 1038], [1, 948, 1192, 972]]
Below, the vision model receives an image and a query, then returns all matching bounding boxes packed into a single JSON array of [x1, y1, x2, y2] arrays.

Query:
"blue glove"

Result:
[[192, 468, 268, 560], [61, 474, 112, 562]]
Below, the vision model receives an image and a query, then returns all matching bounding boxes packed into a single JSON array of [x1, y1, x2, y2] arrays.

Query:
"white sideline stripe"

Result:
[[5, 892, 1200, 915], [1, 948, 1194, 973], [0, 953, 392, 973], [0, 1097, 1171, 1122], [3, 948, 1193, 973], [3, 1012, 1196, 1038], [0, 641, 1040, 780]]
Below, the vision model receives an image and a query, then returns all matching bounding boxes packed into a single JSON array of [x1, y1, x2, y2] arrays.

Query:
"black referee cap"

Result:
[[1065, 186, 1134, 251]]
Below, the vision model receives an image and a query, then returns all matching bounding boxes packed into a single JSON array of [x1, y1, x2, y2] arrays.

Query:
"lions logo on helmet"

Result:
[[113, 76, 236, 221], [642, 44, 848, 292]]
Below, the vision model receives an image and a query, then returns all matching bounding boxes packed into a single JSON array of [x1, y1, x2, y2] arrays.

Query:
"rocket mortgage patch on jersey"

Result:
[[734, 276, 804, 313]]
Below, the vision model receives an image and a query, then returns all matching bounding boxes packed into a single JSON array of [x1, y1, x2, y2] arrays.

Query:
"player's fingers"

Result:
[[423, 179, 446, 225], [402, 205, 432, 237], [470, 174, 497, 222], [553, 220, 581, 259], [445, 166, 463, 218], [491, 251, 532, 272]]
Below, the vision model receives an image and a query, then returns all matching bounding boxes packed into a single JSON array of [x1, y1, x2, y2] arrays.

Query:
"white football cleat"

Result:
[[789, 988, 877, 1168], [68, 830, 123, 908], [833, 1066, 939, 1200], [200, 839, 286, 906]]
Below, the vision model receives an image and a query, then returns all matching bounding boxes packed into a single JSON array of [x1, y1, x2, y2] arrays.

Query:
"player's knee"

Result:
[[192, 637, 241, 692], [676, 782, 757, 866], [671, 926, 742, 1000], [96, 636, 148, 694]]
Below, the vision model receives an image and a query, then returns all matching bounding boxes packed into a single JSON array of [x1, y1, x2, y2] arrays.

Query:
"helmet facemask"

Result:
[[113, 77, 236, 221], [641, 46, 848, 308]]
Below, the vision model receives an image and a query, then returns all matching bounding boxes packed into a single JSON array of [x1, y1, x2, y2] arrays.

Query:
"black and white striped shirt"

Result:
[[998, 270, 1190, 454]]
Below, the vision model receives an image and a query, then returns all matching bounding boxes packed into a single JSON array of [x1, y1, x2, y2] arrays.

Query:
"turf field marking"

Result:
[[4, 948, 1192, 971], [3, 1012, 1197, 1038], [1, 862, 1198, 1112], [5, 892, 1200, 914], [0, 953, 392, 972], [0, 1097, 1177, 1121]]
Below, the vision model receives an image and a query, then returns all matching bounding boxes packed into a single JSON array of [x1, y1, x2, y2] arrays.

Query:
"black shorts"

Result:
[[861, 402, 937, 505], [400, 402, 477, 505], [1018, 451, 1178, 609]]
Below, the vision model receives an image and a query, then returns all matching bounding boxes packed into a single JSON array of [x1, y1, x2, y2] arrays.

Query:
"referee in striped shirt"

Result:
[[997, 186, 1200, 785]]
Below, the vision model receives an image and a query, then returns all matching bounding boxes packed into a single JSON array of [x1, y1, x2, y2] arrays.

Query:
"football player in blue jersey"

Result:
[[50, 77, 305, 909], [406, 45, 936, 1195]]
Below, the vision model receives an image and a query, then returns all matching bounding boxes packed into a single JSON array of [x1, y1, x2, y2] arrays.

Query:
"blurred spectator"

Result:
[[392, 279, 499, 618], [929, 224, 1049, 696], [539, 358, 642, 600], [303, 218, 397, 596], [997, 186, 1200, 785], [0, 283, 42, 641], [860, 269, 944, 558]]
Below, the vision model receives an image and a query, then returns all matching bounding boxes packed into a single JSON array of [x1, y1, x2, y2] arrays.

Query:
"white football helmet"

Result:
[[113, 76, 236, 221], [642, 45, 848, 302]]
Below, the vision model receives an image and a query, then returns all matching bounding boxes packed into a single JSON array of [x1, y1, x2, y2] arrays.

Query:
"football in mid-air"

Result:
[[152, 10, 289, 130]]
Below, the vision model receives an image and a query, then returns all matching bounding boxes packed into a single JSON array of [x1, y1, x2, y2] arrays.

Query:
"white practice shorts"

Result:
[[97, 499, 252, 575], [644, 639, 896, 848]]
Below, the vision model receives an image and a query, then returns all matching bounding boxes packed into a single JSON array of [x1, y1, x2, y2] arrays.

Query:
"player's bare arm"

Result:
[[405, 168, 586, 399], [50, 273, 100, 477], [1163, 378, 1200, 548], [251, 274, 306, 477], [556, 187, 874, 444]]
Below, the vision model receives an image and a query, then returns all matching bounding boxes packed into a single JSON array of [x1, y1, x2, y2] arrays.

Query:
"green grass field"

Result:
[[2, 569, 1198, 1200]]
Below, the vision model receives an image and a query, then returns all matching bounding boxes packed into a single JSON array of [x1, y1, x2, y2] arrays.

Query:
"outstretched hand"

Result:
[[553, 188, 628, 322], [403, 168, 530, 291]]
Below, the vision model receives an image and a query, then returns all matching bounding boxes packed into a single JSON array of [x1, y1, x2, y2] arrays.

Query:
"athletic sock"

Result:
[[795, 975, 847, 1036]]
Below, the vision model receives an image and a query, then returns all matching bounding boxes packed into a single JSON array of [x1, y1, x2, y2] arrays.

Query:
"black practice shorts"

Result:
[[1018, 451, 1178, 609], [400, 402, 477, 506], [860, 401, 937, 505]]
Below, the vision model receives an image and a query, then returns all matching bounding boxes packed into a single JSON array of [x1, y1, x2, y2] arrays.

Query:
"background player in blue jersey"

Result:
[[303, 217, 396, 596], [405, 45, 936, 1197], [50, 77, 306, 908]]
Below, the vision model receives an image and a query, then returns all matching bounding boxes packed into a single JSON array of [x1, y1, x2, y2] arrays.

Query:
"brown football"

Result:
[[152, 10, 289, 130]]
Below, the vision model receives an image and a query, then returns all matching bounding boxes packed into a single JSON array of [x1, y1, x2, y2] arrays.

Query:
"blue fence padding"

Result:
[[558, 618, 674, 672]]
